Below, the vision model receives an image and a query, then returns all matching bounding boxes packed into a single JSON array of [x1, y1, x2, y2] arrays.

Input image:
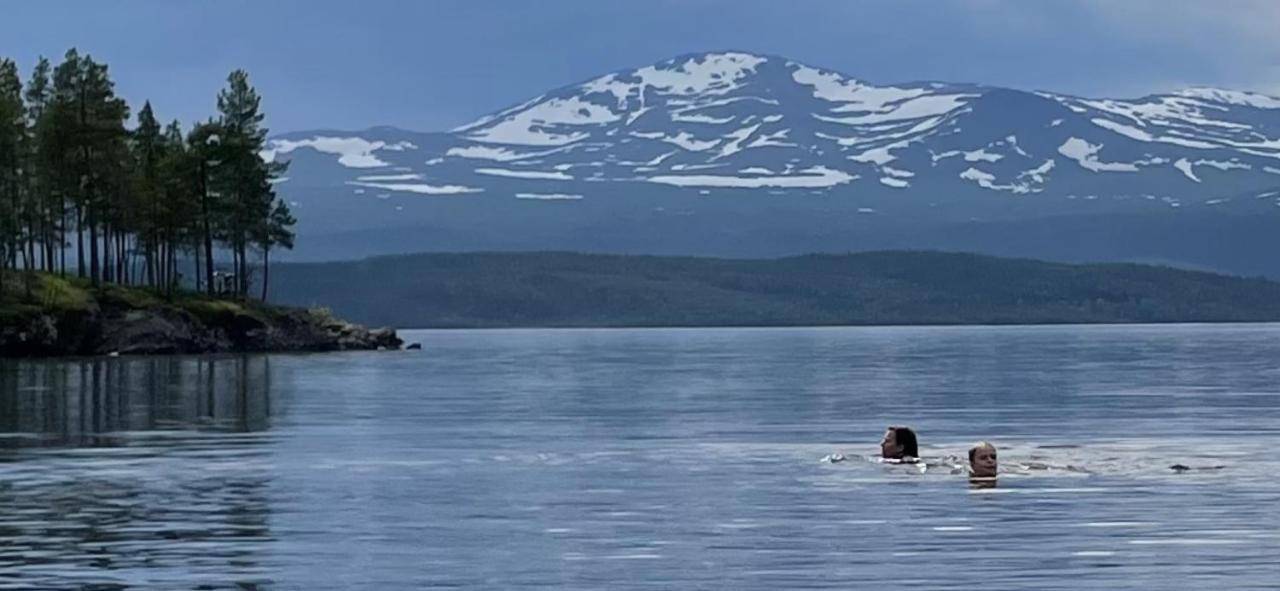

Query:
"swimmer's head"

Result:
[[881, 426, 919, 459], [968, 442, 998, 478]]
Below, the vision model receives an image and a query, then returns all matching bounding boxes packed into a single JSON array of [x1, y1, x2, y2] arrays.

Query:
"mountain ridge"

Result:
[[261, 51, 1280, 274], [267, 50, 1280, 201]]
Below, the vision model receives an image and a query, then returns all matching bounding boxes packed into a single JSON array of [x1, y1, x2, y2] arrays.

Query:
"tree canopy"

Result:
[[0, 50, 296, 301]]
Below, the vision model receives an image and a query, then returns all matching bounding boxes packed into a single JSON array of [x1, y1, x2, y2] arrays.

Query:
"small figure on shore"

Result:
[[881, 426, 920, 463]]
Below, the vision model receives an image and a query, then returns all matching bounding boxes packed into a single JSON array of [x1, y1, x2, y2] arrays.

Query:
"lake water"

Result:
[[2, 325, 1280, 590]]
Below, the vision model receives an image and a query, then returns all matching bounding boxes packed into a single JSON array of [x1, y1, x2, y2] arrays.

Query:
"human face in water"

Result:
[[880, 429, 902, 459], [970, 445, 998, 478]]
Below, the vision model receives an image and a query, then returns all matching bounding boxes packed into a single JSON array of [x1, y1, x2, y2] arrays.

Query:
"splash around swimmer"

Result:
[[825, 427, 1220, 482], [841, 426, 1000, 483], [883, 426, 998, 481]]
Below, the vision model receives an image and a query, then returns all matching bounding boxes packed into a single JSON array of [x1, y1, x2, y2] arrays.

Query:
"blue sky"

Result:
[[3, 1, 1278, 133]]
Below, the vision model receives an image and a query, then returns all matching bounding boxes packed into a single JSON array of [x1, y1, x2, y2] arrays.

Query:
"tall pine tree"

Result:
[[23, 57, 57, 273], [216, 70, 284, 298], [131, 101, 164, 285], [0, 59, 24, 288], [257, 198, 295, 301]]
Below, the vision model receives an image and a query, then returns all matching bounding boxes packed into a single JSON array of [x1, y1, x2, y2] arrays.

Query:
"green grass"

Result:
[[177, 298, 250, 324], [31, 274, 94, 312], [2, 271, 278, 328], [96, 281, 163, 309], [2, 272, 91, 320]]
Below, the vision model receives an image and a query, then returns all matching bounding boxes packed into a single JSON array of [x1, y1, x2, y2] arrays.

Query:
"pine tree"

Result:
[[38, 53, 84, 278], [23, 57, 56, 273], [257, 198, 295, 301], [0, 58, 23, 289], [157, 119, 195, 294], [216, 69, 282, 298], [75, 55, 130, 286], [47, 50, 87, 278], [187, 119, 224, 296], [132, 101, 163, 285]]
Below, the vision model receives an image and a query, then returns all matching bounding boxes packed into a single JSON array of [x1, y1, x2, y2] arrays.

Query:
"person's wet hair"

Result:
[[968, 441, 998, 478], [891, 426, 918, 457]]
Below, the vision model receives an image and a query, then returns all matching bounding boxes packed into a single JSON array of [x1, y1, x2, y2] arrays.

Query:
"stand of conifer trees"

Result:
[[0, 49, 295, 301]]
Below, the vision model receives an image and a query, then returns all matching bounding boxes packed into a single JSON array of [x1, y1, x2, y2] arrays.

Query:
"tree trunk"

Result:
[[100, 221, 110, 284], [43, 215, 53, 273], [146, 242, 154, 288], [60, 210, 67, 276], [76, 206, 85, 279], [260, 248, 269, 302], [199, 163, 215, 297], [239, 242, 248, 298], [194, 240, 202, 294], [88, 208, 99, 286]]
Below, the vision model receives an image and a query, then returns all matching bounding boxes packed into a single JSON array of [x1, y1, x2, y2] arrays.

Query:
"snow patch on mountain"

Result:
[[850, 142, 907, 165], [965, 149, 1003, 162], [1057, 138, 1139, 172], [934, 148, 1004, 163], [960, 167, 1040, 194], [446, 145, 564, 161], [747, 128, 795, 149], [515, 193, 583, 200], [1018, 159, 1055, 184], [790, 65, 927, 111], [476, 168, 574, 180], [1194, 159, 1251, 171], [715, 125, 762, 159], [263, 137, 398, 168], [1174, 158, 1200, 182], [815, 94, 972, 126], [1175, 88, 1280, 109], [672, 113, 735, 124], [347, 181, 483, 195], [583, 52, 766, 107], [461, 96, 621, 146], [380, 141, 418, 151], [647, 166, 855, 188], [663, 132, 719, 152], [356, 173, 425, 181]]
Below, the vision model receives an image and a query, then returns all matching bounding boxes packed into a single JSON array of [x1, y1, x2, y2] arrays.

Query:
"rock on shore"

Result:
[[1, 283, 401, 357]]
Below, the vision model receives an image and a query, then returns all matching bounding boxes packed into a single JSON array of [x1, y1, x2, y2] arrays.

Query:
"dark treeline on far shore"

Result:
[[0, 49, 295, 302], [269, 251, 1280, 328]]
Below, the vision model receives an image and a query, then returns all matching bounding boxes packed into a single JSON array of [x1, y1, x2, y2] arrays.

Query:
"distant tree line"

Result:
[[266, 251, 1280, 328], [0, 49, 295, 301]]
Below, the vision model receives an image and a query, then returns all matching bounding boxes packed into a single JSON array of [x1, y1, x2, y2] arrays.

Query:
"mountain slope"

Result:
[[263, 51, 1280, 269]]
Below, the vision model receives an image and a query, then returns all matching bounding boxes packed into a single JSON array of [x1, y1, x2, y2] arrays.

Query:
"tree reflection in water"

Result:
[[0, 356, 280, 590]]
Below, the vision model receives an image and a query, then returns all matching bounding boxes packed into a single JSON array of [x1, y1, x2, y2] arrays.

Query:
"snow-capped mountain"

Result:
[[265, 51, 1280, 275]]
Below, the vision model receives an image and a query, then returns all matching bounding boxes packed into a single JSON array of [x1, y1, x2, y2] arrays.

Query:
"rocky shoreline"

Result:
[[1, 281, 401, 357]]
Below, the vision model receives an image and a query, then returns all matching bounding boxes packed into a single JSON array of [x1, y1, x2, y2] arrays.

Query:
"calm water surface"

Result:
[[2, 325, 1280, 589]]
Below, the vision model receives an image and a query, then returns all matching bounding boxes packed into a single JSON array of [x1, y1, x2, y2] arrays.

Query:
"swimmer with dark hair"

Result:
[[968, 442, 998, 478], [881, 426, 920, 463]]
